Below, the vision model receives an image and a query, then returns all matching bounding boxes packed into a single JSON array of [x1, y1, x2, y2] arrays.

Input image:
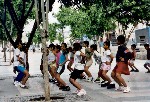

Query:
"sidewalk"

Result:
[[0, 51, 150, 102]]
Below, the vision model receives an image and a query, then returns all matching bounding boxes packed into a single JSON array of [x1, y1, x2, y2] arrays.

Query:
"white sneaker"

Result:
[[77, 89, 86, 96], [13, 81, 19, 86], [19, 83, 25, 88], [123, 87, 131, 93], [86, 77, 94, 82], [115, 86, 124, 91]]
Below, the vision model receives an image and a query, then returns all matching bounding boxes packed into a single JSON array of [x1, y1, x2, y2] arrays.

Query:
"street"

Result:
[[0, 51, 150, 102]]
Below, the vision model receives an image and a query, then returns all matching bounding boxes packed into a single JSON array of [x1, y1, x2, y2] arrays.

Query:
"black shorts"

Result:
[[57, 65, 65, 75], [70, 69, 84, 80]]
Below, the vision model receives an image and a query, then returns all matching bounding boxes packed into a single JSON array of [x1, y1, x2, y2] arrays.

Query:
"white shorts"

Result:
[[101, 63, 111, 70]]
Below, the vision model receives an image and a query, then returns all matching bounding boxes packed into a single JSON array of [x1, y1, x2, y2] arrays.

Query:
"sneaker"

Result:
[[146, 71, 150, 73], [49, 79, 55, 83], [123, 87, 131, 93], [62, 86, 71, 91], [52, 79, 57, 84], [59, 86, 66, 90], [115, 86, 124, 91], [101, 80, 106, 84], [86, 77, 94, 82], [77, 89, 86, 96], [134, 69, 139, 72], [130, 69, 135, 72], [94, 78, 100, 83], [20, 84, 29, 89], [13, 81, 19, 86], [101, 82, 109, 87], [107, 83, 115, 89]]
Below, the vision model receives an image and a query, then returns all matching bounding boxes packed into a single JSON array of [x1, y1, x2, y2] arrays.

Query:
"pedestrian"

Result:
[[69, 43, 86, 96], [129, 44, 139, 72], [67, 47, 74, 73], [82, 41, 94, 82], [48, 44, 57, 83], [144, 44, 150, 73], [55, 43, 70, 91], [12, 43, 23, 86], [98, 41, 115, 89], [17, 44, 30, 88], [89, 44, 102, 83], [111, 35, 131, 93]]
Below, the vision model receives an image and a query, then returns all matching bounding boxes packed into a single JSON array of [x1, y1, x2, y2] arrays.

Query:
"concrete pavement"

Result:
[[0, 51, 150, 102]]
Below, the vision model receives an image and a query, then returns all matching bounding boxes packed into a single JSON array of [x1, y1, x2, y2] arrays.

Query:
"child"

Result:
[[67, 47, 74, 72], [83, 41, 93, 82], [144, 44, 150, 73], [129, 44, 139, 72], [55, 43, 70, 91], [89, 44, 101, 83], [48, 44, 57, 83], [111, 35, 131, 93], [69, 43, 86, 96], [98, 41, 115, 89]]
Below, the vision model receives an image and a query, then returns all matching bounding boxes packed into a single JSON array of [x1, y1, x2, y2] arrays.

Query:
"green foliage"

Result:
[[105, 0, 150, 28], [55, 5, 116, 39], [57, 33, 64, 43], [48, 23, 57, 42]]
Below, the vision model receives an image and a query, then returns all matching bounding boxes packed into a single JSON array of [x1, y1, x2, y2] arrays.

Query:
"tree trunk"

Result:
[[3, 41, 7, 62], [40, 0, 50, 101]]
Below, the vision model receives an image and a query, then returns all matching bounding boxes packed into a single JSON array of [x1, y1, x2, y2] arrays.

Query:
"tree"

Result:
[[48, 23, 57, 42], [55, 5, 116, 40]]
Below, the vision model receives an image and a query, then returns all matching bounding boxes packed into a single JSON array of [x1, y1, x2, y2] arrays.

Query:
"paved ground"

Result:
[[0, 50, 150, 102]]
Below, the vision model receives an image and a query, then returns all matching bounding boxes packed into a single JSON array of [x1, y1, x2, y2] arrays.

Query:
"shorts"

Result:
[[85, 59, 93, 67], [49, 63, 56, 68], [70, 69, 84, 80], [57, 65, 65, 75], [17, 66, 26, 73], [112, 62, 130, 75], [101, 63, 111, 70]]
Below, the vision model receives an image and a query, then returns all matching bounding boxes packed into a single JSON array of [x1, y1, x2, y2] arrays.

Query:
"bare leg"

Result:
[[102, 70, 112, 83], [111, 71, 122, 86], [55, 73, 67, 86], [69, 78, 82, 90], [115, 73, 127, 87], [84, 66, 92, 77], [22, 70, 30, 85]]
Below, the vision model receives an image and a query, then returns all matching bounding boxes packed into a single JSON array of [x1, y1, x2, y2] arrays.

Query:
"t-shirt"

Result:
[[48, 51, 55, 64], [74, 51, 84, 70], [56, 52, 61, 67], [116, 45, 131, 63], [101, 50, 111, 62], [18, 51, 26, 67], [13, 48, 20, 66], [59, 51, 68, 64]]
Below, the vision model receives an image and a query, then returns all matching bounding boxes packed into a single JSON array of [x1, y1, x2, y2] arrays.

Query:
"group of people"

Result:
[[11, 34, 150, 96], [39, 35, 135, 96]]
